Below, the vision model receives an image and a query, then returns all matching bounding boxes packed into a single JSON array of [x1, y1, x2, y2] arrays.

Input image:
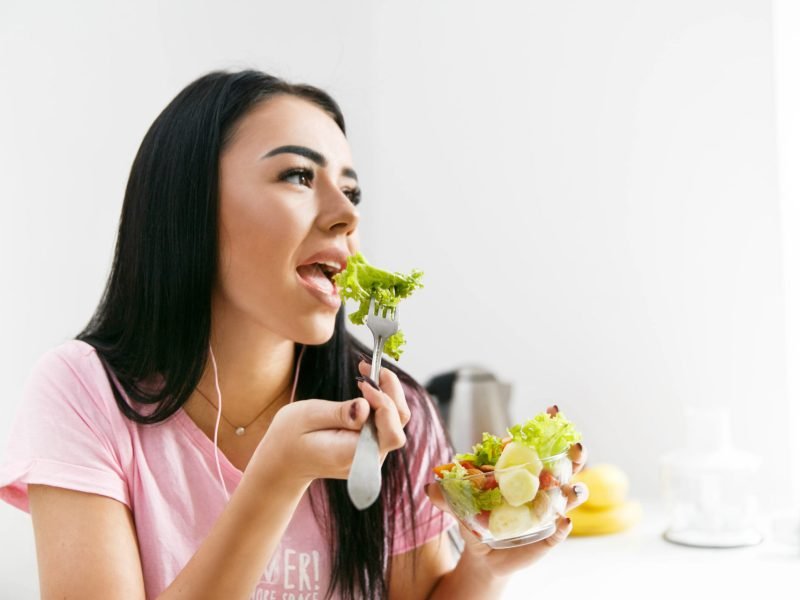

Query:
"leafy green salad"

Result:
[[333, 252, 423, 360], [434, 410, 582, 540]]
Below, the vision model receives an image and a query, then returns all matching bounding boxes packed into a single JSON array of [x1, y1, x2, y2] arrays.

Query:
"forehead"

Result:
[[227, 94, 353, 164]]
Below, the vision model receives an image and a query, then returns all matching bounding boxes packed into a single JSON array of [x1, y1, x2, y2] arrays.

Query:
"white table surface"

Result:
[[501, 500, 799, 600], [4, 499, 799, 599]]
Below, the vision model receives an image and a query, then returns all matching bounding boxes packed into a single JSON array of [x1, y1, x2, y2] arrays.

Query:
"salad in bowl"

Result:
[[433, 408, 582, 549]]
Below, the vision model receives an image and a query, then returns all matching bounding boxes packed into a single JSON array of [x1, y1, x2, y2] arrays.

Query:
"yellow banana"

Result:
[[571, 463, 629, 509], [568, 500, 642, 536]]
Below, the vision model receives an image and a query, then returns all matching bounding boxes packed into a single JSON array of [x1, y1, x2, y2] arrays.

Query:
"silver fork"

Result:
[[346, 296, 399, 510]]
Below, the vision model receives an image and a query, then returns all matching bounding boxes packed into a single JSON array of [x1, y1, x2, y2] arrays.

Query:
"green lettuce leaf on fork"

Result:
[[333, 253, 423, 360]]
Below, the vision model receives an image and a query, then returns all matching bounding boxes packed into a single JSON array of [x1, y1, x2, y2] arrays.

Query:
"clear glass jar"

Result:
[[660, 406, 762, 547]]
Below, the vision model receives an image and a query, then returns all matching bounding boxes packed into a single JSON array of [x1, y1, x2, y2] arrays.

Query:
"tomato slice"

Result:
[[538, 469, 560, 490]]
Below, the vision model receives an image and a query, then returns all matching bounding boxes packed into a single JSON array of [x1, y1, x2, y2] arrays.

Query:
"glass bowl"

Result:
[[436, 451, 572, 549]]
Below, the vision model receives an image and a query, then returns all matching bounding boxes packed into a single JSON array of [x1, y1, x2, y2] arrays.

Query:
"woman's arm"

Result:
[[29, 485, 147, 599], [29, 460, 308, 600], [421, 517, 573, 600], [388, 533, 453, 599], [157, 461, 308, 599], [388, 531, 512, 600]]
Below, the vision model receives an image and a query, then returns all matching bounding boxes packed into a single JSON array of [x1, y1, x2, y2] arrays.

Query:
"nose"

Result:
[[318, 181, 359, 236]]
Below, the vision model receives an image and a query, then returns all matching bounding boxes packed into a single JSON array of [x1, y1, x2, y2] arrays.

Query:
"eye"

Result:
[[280, 167, 314, 188], [343, 187, 362, 206]]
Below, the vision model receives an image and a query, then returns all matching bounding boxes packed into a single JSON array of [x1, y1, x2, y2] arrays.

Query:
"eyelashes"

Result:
[[280, 167, 314, 187], [344, 188, 361, 206], [279, 167, 361, 206]]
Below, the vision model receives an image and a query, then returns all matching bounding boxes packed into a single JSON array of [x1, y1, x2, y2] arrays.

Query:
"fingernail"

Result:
[[575, 442, 583, 452], [565, 517, 572, 525], [356, 375, 380, 391], [349, 402, 358, 420], [573, 484, 584, 497], [424, 483, 431, 495]]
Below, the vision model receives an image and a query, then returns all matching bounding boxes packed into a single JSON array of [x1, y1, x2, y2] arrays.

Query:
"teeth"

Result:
[[316, 260, 341, 272]]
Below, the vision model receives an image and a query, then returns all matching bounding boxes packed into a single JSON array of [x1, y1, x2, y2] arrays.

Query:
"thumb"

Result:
[[425, 481, 450, 513], [425, 482, 484, 547]]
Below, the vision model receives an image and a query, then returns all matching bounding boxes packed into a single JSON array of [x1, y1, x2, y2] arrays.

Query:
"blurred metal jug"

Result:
[[444, 366, 513, 454]]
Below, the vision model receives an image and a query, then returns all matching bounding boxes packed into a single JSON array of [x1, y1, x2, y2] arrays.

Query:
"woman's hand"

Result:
[[426, 419, 588, 581], [248, 361, 410, 487]]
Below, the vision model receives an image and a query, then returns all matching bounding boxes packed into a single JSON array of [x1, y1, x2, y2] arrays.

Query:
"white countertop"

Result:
[[501, 501, 799, 600], [4, 499, 798, 599]]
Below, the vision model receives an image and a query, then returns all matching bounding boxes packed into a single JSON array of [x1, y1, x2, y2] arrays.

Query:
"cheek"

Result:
[[220, 210, 288, 278], [217, 196, 309, 300]]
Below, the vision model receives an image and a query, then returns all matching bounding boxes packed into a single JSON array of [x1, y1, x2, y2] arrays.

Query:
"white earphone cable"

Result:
[[209, 345, 230, 502], [208, 344, 306, 502]]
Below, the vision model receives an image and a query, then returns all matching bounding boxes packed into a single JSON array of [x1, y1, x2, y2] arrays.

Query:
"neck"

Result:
[[200, 300, 297, 425]]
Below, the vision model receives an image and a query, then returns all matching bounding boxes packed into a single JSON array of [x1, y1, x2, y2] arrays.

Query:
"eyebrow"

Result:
[[262, 145, 358, 181]]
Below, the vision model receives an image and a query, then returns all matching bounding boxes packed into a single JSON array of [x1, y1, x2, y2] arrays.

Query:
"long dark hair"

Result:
[[77, 70, 446, 600]]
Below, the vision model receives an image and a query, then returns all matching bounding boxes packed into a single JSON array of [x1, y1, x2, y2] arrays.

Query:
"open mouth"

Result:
[[296, 260, 342, 295]]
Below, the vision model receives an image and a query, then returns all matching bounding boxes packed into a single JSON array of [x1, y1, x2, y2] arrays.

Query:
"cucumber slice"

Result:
[[488, 501, 536, 539], [496, 467, 540, 507], [495, 442, 543, 476]]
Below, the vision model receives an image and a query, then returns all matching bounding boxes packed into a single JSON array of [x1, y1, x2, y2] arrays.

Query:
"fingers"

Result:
[[310, 428, 367, 477], [561, 481, 589, 512], [543, 515, 573, 547], [297, 398, 369, 432], [568, 442, 587, 474], [357, 377, 406, 452], [358, 361, 411, 427], [545, 405, 585, 474], [424, 482, 449, 512]]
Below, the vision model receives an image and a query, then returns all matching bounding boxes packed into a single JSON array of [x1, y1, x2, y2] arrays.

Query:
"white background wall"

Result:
[[1, 1, 794, 595], [774, 0, 800, 506]]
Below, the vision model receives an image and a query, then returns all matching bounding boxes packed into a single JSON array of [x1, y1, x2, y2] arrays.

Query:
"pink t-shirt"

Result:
[[0, 340, 454, 599]]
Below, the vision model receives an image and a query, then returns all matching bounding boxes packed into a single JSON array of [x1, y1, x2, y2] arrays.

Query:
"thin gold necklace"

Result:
[[195, 385, 287, 437]]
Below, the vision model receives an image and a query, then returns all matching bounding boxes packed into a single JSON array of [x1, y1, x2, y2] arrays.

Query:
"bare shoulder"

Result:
[[28, 484, 146, 600]]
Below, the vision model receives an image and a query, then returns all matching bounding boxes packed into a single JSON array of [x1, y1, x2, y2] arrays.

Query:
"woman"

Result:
[[0, 70, 588, 599]]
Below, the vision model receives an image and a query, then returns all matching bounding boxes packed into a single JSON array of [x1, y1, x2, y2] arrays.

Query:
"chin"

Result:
[[294, 313, 338, 346]]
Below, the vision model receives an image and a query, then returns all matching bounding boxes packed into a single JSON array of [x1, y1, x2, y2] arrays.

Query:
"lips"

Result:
[[296, 248, 349, 306]]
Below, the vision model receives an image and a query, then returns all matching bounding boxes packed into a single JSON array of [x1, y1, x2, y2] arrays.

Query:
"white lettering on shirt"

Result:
[[283, 549, 296, 589], [254, 549, 322, 599]]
